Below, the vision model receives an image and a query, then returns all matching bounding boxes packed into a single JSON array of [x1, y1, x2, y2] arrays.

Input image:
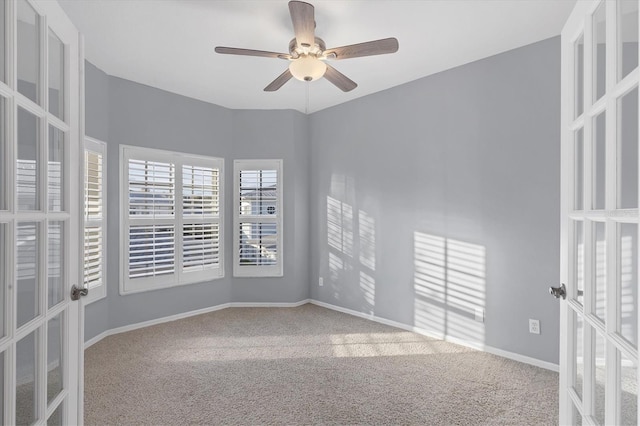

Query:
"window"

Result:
[[120, 146, 223, 294], [233, 159, 283, 277], [83, 138, 106, 303]]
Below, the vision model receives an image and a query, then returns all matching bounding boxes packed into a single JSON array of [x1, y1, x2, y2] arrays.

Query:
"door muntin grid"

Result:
[[563, 1, 639, 425], [0, 1, 80, 425]]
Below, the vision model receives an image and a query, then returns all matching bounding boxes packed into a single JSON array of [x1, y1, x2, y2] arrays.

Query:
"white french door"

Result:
[[0, 0, 81, 425], [560, 0, 639, 425]]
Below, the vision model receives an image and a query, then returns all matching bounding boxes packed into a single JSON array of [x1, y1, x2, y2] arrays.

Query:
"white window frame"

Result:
[[233, 159, 283, 277], [82, 137, 107, 303], [120, 145, 224, 295]]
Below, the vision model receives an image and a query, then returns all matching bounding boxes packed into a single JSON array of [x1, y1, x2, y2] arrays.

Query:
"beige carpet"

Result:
[[84, 304, 558, 425]]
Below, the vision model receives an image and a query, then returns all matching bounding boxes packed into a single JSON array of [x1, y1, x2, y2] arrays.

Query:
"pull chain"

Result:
[[305, 81, 310, 114]]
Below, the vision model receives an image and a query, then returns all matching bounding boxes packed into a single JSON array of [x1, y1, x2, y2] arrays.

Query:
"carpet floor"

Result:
[[84, 304, 558, 425]]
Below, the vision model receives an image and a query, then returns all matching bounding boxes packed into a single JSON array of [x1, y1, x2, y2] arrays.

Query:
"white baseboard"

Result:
[[85, 303, 231, 349], [84, 330, 110, 349], [84, 300, 311, 349], [230, 299, 310, 308], [308, 300, 559, 372], [84, 298, 559, 372]]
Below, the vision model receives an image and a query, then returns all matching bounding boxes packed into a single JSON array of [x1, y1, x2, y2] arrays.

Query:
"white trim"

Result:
[[82, 136, 107, 304], [229, 300, 309, 308], [119, 144, 224, 295], [84, 303, 231, 349], [233, 159, 283, 278], [11, 1, 84, 424], [84, 298, 558, 373], [84, 300, 311, 349]]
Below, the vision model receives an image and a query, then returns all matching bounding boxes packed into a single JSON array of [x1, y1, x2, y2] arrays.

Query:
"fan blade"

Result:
[[289, 1, 315, 48], [215, 46, 291, 60], [264, 69, 293, 92], [324, 65, 357, 92], [324, 38, 399, 60]]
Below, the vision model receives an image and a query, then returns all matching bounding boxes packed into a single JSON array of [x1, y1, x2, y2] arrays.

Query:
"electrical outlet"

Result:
[[475, 308, 484, 323], [529, 319, 540, 335], [319, 277, 324, 287]]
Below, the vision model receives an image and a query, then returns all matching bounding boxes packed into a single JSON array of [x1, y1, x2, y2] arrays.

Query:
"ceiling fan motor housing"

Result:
[[289, 37, 326, 58]]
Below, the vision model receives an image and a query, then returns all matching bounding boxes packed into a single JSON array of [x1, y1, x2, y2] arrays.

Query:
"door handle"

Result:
[[549, 283, 567, 300], [71, 285, 89, 301]]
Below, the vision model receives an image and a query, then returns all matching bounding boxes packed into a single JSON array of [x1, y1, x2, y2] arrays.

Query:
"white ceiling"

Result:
[[58, 0, 577, 114]]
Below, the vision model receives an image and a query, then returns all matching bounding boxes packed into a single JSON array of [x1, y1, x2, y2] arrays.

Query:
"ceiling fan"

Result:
[[215, 0, 399, 92]]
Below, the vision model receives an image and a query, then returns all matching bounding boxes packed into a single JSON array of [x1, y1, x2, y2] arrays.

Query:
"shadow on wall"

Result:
[[326, 174, 376, 315], [413, 232, 486, 344], [323, 173, 488, 347]]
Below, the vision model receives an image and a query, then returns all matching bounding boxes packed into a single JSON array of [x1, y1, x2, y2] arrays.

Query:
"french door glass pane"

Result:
[[0, 223, 5, 338], [594, 329, 606, 425], [48, 126, 64, 212], [619, 223, 638, 347], [16, 330, 37, 426], [17, 221, 39, 328], [621, 352, 637, 426], [47, 402, 62, 426], [574, 309, 584, 400], [48, 30, 64, 121], [618, 87, 638, 209], [574, 221, 585, 304], [17, 0, 40, 104], [618, 0, 639, 81], [17, 107, 39, 211], [0, 0, 5, 83], [0, 97, 6, 210], [593, 111, 606, 210], [593, 2, 606, 102], [575, 128, 584, 210], [576, 35, 584, 118], [594, 222, 606, 321], [47, 313, 62, 404], [574, 404, 583, 425], [47, 221, 63, 308]]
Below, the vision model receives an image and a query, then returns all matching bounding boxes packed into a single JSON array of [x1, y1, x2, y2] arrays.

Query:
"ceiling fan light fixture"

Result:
[[289, 55, 326, 82]]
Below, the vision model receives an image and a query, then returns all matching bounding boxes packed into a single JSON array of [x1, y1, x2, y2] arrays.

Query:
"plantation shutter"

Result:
[[182, 165, 221, 273], [127, 158, 176, 280], [83, 139, 107, 302], [128, 159, 175, 217], [121, 146, 224, 293], [85, 150, 102, 220], [234, 160, 283, 277], [83, 226, 102, 288]]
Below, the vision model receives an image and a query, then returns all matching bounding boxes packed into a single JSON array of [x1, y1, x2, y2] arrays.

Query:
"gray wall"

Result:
[[231, 111, 310, 303], [309, 37, 561, 364], [85, 62, 109, 142], [83, 64, 310, 341], [84, 36, 562, 365]]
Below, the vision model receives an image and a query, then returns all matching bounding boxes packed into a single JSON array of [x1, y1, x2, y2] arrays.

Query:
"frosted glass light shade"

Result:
[[289, 56, 327, 82]]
